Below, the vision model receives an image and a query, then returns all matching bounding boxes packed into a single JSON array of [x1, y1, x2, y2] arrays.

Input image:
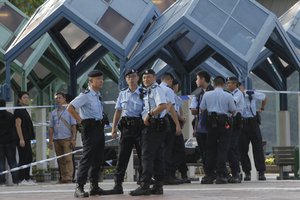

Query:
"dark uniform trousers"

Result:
[[171, 134, 188, 176], [164, 115, 176, 179], [227, 117, 242, 175], [114, 118, 143, 183], [196, 133, 207, 168], [17, 140, 33, 181], [141, 118, 168, 184], [239, 117, 266, 173], [76, 120, 105, 185], [205, 116, 232, 177]]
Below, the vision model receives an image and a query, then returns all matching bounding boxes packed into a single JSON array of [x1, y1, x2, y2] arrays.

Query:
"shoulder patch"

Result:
[[82, 89, 90, 94], [121, 87, 128, 91], [151, 84, 158, 89]]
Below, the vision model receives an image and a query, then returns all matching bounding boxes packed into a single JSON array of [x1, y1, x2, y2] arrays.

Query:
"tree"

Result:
[[9, 0, 45, 17]]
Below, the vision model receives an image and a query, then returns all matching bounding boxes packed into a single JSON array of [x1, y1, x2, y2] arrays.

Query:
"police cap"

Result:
[[142, 69, 156, 75], [88, 70, 103, 77], [125, 69, 138, 77], [226, 76, 238, 82]]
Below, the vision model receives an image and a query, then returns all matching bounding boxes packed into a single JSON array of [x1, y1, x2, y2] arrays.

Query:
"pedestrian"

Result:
[[102, 69, 144, 195], [200, 76, 236, 184], [67, 70, 106, 198], [239, 85, 267, 181], [49, 92, 77, 184], [0, 99, 19, 185], [14, 91, 36, 185]]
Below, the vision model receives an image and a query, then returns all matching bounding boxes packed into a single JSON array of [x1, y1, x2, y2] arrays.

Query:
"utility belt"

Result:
[[82, 118, 105, 127], [120, 117, 143, 129], [233, 112, 243, 129], [207, 112, 232, 129], [149, 116, 170, 132], [243, 117, 257, 125]]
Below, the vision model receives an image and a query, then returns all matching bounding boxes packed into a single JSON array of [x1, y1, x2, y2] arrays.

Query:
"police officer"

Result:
[[67, 70, 105, 198], [160, 72, 182, 184], [130, 69, 168, 196], [200, 76, 236, 184], [189, 71, 214, 169], [226, 77, 244, 183], [239, 85, 267, 181], [102, 69, 143, 195]]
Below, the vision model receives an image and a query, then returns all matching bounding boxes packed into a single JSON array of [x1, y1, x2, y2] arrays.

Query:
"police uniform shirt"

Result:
[[174, 95, 183, 112], [200, 87, 236, 116], [50, 106, 77, 140], [160, 82, 176, 105], [115, 87, 143, 117], [142, 82, 167, 119], [70, 88, 103, 120], [242, 91, 266, 118], [232, 88, 244, 115]]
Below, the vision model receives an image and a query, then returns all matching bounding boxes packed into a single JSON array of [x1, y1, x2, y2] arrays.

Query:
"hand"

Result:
[[70, 139, 76, 148], [111, 128, 118, 139], [19, 139, 25, 148], [48, 141, 53, 150], [144, 115, 150, 126], [175, 124, 182, 136]]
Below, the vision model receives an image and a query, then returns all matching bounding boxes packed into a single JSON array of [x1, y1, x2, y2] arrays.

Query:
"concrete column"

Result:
[[298, 94, 300, 176], [278, 111, 291, 146], [35, 108, 47, 170]]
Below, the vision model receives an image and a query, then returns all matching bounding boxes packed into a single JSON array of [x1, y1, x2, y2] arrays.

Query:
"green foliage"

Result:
[[9, 0, 45, 16]]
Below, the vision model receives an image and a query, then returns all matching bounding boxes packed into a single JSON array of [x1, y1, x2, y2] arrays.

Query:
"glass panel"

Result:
[[0, 3, 24, 32], [81, 43, 102, 62], [60, 23, 89, 49], [0, 25, 11, 48], [33, 63, 50, 79], [219, 18, 255, 55], [191, 0, 228, 35], [97, 7, 133, 43], [279, 58, 289, 68], [152, 0, 177, 13], [292, 18, 300, 36], [16, 47, 34, 65], [3, 36, 15, 51], [210, 0, 238, 14], [232, 0, 268, 36], [176, 36, 194, 58]]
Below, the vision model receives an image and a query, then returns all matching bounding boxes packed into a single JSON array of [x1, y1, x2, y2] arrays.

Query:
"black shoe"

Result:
[[215, 177, 228, 184], [74, 184, 89, 198], [182, 178, 191, 184], [201, 176, 215, 184], [151, 185, 163, 195], [89, 182, 104, 196], [244, 173, 251, 181], [164, 178, 183, 185], [228, 174, 241, 183], [102, 183, 123, 195], [129, 183, 151, 196], [258, 171, 266, 181]]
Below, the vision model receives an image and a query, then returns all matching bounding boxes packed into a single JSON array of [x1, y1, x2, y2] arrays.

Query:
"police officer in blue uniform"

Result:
[[130, 69, 169, 196], [226, 77, 244, 183], [239, 85, 267, 181], [102, 69, 144, 195], [67, 70, 105, 198], [200, 76, 236, 184]]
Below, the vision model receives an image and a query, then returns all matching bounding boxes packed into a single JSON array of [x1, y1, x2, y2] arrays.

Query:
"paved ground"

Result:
[[1, 174, 300, 200]]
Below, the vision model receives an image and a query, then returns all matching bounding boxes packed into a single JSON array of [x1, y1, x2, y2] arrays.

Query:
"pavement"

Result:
[[1, 174, 300, 200]]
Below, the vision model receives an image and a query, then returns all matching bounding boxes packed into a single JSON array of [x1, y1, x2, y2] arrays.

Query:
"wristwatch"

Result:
[[148, 111, 152, 118]]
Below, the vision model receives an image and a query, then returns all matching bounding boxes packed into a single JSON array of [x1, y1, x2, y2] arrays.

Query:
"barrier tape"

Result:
[[0, 138, 118, 176]]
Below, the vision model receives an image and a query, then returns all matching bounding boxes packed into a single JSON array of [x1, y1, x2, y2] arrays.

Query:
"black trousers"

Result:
[[240, 119, 266, 173], [195, 132, 207, 167], [205, 126, 231, 177], [0, 142, 18, 184], [227, 128, 241, 175], [172, 134, 188, 176], [140, 126, 167, 184], [164, 118, 176, 179], [76, 121, 105, 185], [17, 140, 33, 181], [114, 125, 142, 183]]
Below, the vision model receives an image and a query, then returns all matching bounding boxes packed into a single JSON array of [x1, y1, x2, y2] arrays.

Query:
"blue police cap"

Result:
[[88, 70, 103, 77], [142, 69, 156, 75], [125, 69, 138, 77], [226, 76, 238, 82]]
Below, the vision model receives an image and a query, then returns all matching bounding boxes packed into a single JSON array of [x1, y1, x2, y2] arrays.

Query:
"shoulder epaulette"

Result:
[[223, 89, 231, 94], [121, 87, 128, 91], [82, 89, 90, 94], [151, 84, 158, 89]]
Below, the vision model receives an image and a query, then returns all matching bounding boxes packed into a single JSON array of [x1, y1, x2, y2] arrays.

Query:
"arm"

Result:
[[111, 110, 122, 139], [144, 103, 167, 126], [70, 124, 77, 148], [259, 96, 267, 112], [168, 104, 182, 135], [67, 104, 82, 124], [49, 127, 54, 150], [15, 118, 25, 147]]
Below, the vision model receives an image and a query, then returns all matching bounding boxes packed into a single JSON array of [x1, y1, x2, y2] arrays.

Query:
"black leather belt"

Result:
[[82, 118, 105, 125]]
